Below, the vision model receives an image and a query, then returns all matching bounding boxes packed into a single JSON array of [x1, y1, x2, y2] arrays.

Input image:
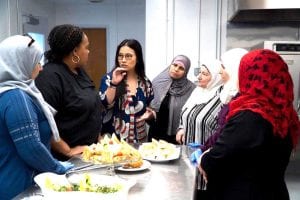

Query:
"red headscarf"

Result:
[[227, 49, 300, 148]]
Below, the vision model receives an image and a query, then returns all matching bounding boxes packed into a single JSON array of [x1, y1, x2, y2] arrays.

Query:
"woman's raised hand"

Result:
[[111, 67, 127, 85]]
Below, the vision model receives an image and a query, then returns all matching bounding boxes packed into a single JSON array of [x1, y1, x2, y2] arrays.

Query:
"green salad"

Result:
[[45, 174, 122, 193]]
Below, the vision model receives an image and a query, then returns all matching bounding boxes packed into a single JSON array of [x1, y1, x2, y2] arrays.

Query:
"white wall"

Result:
[[18, 0, 145, 71], [5, 0, 221, 81], [54, 0, 145, 71], [145, 0, 221, 81], [19, 0, 55, 34], [0, 0, 20, 42], [0, 0, 9, 42]]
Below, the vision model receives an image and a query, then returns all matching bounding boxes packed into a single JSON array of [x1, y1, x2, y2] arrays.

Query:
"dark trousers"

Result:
[[196, 189, 210, 200]]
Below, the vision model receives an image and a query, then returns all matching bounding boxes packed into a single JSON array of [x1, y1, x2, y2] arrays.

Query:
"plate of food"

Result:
[[34, 172, 135, 200], [81, 134, 143, 165], [139, 139, 181, 162], [116, 160, 151, 172]]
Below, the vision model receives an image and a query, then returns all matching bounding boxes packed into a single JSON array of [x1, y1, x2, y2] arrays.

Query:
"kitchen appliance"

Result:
[[228, 0, 300, 22], [253, 41, 300, 114]]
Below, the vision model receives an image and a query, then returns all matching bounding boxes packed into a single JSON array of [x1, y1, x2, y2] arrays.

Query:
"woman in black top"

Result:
[[149, 55, 195, 144], [35, 24, 103, 160], [199, 49, 300, 200]]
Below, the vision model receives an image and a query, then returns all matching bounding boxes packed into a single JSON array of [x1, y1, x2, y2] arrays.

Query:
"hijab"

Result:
[[227, 49, 300, 148], [220, 48, 248, 104], [183, 59, 223, 109], [151, 55, 195, 111], [0, 35, 60, 141], [151, 55, 196, 135]]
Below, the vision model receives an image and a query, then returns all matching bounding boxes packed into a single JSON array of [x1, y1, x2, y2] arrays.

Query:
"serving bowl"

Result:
[[34, 172, 135, 200]]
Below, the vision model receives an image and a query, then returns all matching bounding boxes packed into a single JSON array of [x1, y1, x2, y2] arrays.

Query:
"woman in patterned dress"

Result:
[[99, 39, 154, 143]]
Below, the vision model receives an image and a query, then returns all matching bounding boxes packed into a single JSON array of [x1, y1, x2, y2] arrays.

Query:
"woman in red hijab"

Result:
[[199, 49, 300, 200]]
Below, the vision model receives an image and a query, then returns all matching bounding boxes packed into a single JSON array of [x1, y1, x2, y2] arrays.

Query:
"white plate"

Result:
[[141, 147, 181, 162], [34, 172, 135, 200], [20, 195, 43, 200], [116, 160, 151, 172]]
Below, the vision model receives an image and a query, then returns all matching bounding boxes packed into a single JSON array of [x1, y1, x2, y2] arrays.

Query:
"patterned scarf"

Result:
[[227, 49, 300, 147]]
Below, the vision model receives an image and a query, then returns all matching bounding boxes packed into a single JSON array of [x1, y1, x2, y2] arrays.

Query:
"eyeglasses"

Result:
[[23, 33, 35, 47], [118, 53, 133, 61]]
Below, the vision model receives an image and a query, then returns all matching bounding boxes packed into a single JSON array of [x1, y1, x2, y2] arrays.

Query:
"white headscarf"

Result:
[[183, 59, 223, 109], [220, 48, 248, 104], [0, 35, 60, 141]]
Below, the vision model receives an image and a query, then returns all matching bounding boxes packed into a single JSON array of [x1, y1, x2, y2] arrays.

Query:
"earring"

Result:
[[72, 55, 80, 64]]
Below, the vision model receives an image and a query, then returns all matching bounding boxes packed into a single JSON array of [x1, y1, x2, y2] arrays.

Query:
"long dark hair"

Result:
[[114, 39, 147, 99], [45, 24, 83, 63]]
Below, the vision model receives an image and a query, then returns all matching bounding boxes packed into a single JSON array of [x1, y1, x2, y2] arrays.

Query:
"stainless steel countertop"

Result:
[[13, 145, 197, 200]]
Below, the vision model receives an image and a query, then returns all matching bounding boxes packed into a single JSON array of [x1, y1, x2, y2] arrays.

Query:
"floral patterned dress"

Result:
[[100, 72, 154, 143]]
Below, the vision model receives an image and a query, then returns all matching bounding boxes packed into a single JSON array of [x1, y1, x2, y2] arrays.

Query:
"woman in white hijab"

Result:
[[175, 59, 223, 198], [202, 48, 248, 151], [0, 35, 73, 200], [219, 48, 249, 104], [176, 59, 224, 145]]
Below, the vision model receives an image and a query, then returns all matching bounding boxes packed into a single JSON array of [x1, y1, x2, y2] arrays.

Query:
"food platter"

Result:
[[139, 139, 181, 162], [81, 134, 143, 168], [34, 172, 135, 200], [116, 160, 151, 172], [141, 147, 181, 162]]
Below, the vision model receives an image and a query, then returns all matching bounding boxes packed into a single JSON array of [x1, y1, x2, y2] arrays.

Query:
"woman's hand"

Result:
[[197, 148, 211, 183], [111, 67, 127, 85], [137, 107, 156, 122], [51, 137, 87, 158], [198, 165, 208, 184], [66, 145, 87, 157], [176, 129, 185, 144]]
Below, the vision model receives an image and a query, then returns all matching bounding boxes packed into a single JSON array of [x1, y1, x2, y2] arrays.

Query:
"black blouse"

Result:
[[148, 93, 170, 141], [201, 110, 292, 200], [35, 62, 103, 159]]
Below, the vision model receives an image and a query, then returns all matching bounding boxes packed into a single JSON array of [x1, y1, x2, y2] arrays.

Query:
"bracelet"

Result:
[[109, 80, 118, 88]]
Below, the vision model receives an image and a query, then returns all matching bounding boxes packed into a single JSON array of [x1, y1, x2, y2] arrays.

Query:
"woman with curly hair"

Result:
[[35, 24, 103, 160]]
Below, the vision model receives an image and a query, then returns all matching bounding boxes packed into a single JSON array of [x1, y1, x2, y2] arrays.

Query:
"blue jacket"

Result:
[[0, 89, 66, 200]]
